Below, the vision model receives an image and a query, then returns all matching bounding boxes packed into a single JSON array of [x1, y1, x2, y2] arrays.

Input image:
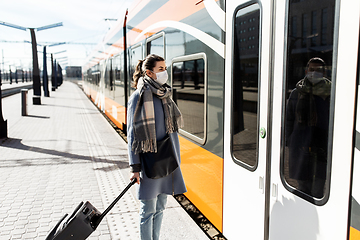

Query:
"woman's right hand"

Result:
[[130, 172, 140, 184]]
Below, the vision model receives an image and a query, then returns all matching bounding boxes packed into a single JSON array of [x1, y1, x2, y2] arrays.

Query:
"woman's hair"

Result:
[[132, 54, 165, 88]]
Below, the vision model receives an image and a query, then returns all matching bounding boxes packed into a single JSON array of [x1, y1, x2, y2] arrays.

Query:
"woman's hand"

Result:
[[130, 172, 140, 184]]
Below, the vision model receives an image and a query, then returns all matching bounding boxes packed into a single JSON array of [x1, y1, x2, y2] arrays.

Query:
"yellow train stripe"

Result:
[[179, 136, 223, 232], [104, 97, 126, 130], [85, 86, 127, 130], [350, 226, 360, 240]]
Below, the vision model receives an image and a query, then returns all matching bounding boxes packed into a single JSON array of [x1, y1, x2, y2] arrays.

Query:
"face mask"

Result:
[[152, 70, 168, 85], [306, 71, 323, 85]]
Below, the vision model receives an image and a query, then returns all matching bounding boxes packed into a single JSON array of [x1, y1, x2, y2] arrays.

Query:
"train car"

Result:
[[82, 0, 360, 239]]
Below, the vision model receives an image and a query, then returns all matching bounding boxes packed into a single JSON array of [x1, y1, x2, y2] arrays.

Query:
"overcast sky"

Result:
[[0, 0, 132, 72]]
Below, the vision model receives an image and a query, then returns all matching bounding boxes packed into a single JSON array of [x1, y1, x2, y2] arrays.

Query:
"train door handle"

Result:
[[259, 176, 264, 194], [272, 183, 278, 200], [260, 127, 266, 138]]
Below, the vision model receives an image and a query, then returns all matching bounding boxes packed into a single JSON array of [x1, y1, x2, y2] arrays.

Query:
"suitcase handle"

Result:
[[92, 178, 137, 228]]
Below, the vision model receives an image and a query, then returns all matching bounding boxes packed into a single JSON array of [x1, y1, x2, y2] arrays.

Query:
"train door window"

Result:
[[130, 44, 143, 92], [282, 0, 336, 203], [146, 32, 165, 58], [105, 60, 110, 89], [93, 64, 100, 86], [113, 54, 121, 86], [231, 4, 260, 170], [110, 59, 114, 91], [114, 53, 124, 105], [120, 52, 125, 82], [171, 53, 207, 144]]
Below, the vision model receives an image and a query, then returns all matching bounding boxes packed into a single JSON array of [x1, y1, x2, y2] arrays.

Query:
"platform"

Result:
[[1, 81, 33, 97], [0, 81, 209, 240]]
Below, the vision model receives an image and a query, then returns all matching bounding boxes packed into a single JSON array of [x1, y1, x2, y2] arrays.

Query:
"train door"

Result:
[[350, 38, 360, 240], [224, 0, 360, 239], [269, 0, 359, 239], [223, 0, 272, 239]]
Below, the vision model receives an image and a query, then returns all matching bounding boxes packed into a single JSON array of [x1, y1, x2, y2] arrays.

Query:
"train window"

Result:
[[120, 52, 125, 83], [171, 53, 207, 144], [130, 44, 143, 93], [93, 64, 100, 86], [114, 53, 126, 106], [113, 54, 121, 84], [231, 4, 260, 170], [146, 32, 165, 58], [282, 0, 336, 203], [104, 59, 112, 90]]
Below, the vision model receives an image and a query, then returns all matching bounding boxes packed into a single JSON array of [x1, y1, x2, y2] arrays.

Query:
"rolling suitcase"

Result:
[[45, 179, 136, 240]]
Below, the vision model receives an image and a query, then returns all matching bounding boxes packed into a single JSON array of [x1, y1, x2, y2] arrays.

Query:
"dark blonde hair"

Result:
[[132, 54, 165, 89]]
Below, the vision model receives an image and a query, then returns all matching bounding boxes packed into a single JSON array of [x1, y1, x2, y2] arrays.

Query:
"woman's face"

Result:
[[147, 61, 166, 80]]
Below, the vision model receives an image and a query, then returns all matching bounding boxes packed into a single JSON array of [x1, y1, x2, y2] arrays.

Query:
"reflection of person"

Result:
[[285, 57, 331, 198], [127, 54, 187, 240]]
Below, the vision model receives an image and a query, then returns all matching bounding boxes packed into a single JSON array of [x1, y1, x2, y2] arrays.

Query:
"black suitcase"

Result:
[[45, 179, 136, 240]]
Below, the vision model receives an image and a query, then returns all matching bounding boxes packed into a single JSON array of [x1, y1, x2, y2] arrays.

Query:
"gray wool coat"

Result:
[[127, 89, 187, 200]]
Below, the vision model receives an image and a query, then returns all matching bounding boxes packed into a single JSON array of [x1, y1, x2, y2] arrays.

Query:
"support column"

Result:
[[30, 28, 41, 105]]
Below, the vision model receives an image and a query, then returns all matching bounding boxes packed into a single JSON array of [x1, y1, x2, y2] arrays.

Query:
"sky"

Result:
[[0, 0, 133, 73]]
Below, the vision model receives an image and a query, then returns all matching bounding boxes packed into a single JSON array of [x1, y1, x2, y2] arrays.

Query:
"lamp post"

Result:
[[0, 21, 63, 104], [43, 46, 49, 97], [48, 42, 66, 91], [29, 28, 41, 104], [51, 54, 55, 91]]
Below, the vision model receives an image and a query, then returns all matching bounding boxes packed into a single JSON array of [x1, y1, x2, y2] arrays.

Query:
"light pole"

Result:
[[43, 46, 49, 97], [48, 42, 66, 91], [40, 47, 66, 94], [0, 21, 63, 104]]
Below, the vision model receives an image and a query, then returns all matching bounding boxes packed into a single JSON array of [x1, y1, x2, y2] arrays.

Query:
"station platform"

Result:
[[1, 81, 32, 90], [0, 81, 209, 240], [1, 81, 33, 97]]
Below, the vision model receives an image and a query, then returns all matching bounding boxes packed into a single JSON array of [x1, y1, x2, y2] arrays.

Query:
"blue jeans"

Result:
[[139, 194, 168, 240]]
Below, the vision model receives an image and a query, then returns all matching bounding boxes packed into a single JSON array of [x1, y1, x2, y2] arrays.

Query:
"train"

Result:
[[82, 0, 360, 239]]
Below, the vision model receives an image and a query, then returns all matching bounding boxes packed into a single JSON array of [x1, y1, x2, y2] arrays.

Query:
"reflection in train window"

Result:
[[282, 0, 335, 203], [231, 4, 260, 169], [172, 57, 206, 143], [146, 33, 165, 58]]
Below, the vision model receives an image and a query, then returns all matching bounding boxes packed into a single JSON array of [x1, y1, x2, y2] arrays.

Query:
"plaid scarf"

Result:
[[131, 75, 183, 154], [295, 77, 331, 126]]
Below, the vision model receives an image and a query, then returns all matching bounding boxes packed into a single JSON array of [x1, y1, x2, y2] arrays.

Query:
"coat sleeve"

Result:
[[127, 91, 141, 172]]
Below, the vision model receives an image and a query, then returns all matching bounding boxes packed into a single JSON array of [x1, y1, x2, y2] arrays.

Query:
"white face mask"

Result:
[[152, 70, 168, 85], [306, 71, 324, 84]]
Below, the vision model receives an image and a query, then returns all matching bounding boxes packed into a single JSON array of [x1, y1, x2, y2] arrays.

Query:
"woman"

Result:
[[127, 54, 187, 240]]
